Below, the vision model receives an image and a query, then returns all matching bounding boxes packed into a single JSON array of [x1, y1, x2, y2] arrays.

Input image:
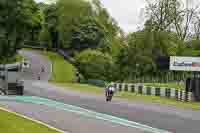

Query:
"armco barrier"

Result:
[[114, 83, 193, 102], [23, 44, 46, 49], [182, 91, 185, 102]]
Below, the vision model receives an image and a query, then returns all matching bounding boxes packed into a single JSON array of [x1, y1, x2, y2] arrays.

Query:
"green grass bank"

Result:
[[0, 109, 59, 133], [44, 51, 76, 83]]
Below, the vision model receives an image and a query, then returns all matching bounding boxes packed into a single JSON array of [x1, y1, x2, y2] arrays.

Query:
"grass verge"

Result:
[[54, 83, 103, 95], [54, 83, 200, 110], [15, 54, 24, 62], [0, 108, 59, 133], [44, 51, 76, 83]]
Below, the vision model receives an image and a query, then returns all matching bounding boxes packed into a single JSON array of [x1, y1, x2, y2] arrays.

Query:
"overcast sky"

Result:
[[101, 0, 146, 33], [35, 0, 200, 33]]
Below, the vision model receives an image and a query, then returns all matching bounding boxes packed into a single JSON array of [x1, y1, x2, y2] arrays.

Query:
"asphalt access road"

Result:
[[16, 50, 200, 133], [19, 50, 51, 81]]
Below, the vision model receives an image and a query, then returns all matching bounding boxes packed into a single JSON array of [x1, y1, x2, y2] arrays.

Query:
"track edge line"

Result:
[[0, 107, 68, 133]]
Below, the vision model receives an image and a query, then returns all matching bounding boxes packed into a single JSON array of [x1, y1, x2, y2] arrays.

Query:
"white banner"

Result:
[[170, 56, 200, 71]]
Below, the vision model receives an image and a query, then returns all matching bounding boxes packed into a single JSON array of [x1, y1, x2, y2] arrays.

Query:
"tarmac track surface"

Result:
[[0, 99, 151, 133], [1, 50, 200, 133]]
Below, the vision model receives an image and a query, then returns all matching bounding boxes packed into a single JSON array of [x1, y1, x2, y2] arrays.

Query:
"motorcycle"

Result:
[[38, 75, 40, 80], [41, 67, 45, 72], [106, 90, 113, 102]]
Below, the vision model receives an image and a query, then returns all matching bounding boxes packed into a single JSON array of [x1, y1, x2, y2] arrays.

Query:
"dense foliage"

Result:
[[75, 49, 116, 81], [1, 0, 200, 82], [0, 0, 42, 62]]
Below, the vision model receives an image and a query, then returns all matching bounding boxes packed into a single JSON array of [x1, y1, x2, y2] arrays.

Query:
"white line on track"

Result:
[[0, 107, 68, 133]]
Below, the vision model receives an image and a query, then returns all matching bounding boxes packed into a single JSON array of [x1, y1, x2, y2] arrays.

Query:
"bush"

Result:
[[75, 49, 115, 81]]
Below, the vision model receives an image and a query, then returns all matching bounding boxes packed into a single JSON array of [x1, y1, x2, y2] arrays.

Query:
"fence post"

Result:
[[160, 88, 166, 97], [118, 83, 122, 92], [131, 84, 135, 93], [115, 83, 119, 91], [178, 91, 182, 101], [128, 84, 132, 92], [182, 91, 185, 102], [121, 83, 126, 91], [170, 88, 176, 99], [151, 87, 156, 96], [187, 92, 194, 102], [135, 84, 139, 94], [142, 86, 147, 95]]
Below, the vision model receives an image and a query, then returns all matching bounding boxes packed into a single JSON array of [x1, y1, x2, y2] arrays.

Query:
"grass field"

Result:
[[54, 83, 200, 110], [0, 109, 59, 133], [144, 82, 185, 90], [45, 51, 76, 83]]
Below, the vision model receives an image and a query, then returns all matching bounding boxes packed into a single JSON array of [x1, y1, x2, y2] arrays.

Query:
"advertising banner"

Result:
[[170, 56, 200, 71]]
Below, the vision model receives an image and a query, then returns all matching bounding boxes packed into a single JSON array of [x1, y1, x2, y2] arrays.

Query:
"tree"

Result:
[[43, 4, 58, 48], [75, 49, 115, 81], [92, 0, 120, 37], [23, 0, 42, 41], [92, 0, 122, 55], [0, 0, 36, 59], [71, 17, 105, 51], [115, 30, 156, 81], [193, 15, 200, 40], [56, 0, 93, 48], [145, 0, 177, 31], [146, 0, 199, 41], [173, 8, 196, 41]]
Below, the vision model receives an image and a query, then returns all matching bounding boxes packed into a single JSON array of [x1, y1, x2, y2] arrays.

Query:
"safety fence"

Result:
[[114, 83, 194, 102]]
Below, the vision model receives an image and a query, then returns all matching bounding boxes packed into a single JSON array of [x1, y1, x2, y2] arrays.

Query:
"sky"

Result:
[[100, 0, 200, 33], [101, 0, 146, 33], [35, 0, 200, 33]]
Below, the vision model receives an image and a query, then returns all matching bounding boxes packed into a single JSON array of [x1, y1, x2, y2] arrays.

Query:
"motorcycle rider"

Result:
[[105, 82, 116, 101], [38, 73, 40, 80], [41, 66, 45, 72]]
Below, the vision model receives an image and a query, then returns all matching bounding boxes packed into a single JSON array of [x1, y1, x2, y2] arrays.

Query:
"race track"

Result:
[[1, 50, 200, 133]]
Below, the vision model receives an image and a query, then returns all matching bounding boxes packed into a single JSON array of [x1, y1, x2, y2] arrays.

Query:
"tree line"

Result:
[[1, 0, 200, 82]]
